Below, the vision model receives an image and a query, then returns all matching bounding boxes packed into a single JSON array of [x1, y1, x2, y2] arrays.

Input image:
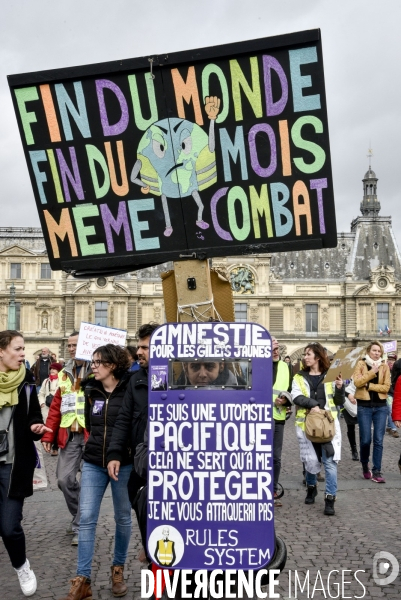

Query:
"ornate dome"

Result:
[[364, 167, 377, 180]]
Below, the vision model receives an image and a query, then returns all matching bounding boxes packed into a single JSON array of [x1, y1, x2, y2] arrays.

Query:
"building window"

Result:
[[235, 303, 248, 322], [377, 303, 389, 333], [15, 302, 21, 330], [10, 263, 21, 279], [95, 301, 108, 326], [305, 304, 318, 332], [40, 263, 52, 279]]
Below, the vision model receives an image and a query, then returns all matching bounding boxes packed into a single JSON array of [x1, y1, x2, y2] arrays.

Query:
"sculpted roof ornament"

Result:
[[230, 266, 255, 294]]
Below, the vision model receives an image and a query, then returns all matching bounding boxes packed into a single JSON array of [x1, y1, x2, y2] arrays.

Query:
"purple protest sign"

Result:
[[147, 322, 274, 571], [382, 340, 397, 354]]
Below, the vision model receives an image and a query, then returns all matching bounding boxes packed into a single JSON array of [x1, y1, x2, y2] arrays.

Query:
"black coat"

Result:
[[292, 370, 345, 409], [82, 372, 133, 468], [106, 367, 148, 465], [8, 369, 44, 499]]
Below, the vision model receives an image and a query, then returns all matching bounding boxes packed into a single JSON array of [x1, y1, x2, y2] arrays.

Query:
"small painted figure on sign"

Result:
[[154, 527, 176, 567], [131, 97, 220, 237]]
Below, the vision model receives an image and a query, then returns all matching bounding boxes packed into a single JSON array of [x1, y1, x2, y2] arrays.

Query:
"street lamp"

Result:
[[7, 282, 16, 330]]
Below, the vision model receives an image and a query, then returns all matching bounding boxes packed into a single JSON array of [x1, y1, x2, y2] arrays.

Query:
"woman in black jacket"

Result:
[[0, 330, 50, 597], [59, 344, 132, 600]]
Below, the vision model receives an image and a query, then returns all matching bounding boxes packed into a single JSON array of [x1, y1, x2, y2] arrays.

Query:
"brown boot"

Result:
[[58, 576, 92, 600], [111, 565, 127, 597]]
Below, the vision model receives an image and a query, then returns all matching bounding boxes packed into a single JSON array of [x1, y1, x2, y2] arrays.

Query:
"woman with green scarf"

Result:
[[0, 330, 52, 597]]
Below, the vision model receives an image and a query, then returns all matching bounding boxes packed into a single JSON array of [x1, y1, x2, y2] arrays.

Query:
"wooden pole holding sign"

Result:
[[173, 259, 215, 322], [162, 259, 235, 323]]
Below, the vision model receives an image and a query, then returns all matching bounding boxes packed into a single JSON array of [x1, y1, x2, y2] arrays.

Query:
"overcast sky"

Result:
[[1, 0, 400, 247]]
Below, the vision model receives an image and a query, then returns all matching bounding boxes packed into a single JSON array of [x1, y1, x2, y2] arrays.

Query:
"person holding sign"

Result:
[[0, 330, 51, 597], [59, 344, 133, 600], [291, 342, 344, 516], [41, 332, 91, 546], [352, 341, 390, 483]]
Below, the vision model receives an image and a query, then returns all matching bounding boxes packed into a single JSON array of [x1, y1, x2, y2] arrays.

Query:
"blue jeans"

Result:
[[0, 463, 26, 568], [357, 404, 387, 472], [77, 462, 132, 578], [305, 447, 338, 496]]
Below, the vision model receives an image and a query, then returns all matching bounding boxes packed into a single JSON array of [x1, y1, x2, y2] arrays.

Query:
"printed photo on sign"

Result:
[[170, 359, 250, 388], [150, 365, 168, 390]]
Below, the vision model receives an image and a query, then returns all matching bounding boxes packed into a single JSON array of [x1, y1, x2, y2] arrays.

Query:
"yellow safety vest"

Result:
[[157, 540, 174, 565], [294, 373, 338, 431], [58, 370, 86, 429], [273, 361, 291, 421], [138, 148, 217, 195]]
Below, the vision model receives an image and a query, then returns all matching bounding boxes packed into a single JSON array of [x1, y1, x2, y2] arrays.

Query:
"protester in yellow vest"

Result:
[[41, 331, 91, 545], [154, 527, 176, 567], [271, 337, 292, 507], [291, 342, 344, 516]]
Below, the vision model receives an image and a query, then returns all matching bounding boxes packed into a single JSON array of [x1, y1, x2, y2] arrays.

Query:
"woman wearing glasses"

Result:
[[59, 344, 132, 600]]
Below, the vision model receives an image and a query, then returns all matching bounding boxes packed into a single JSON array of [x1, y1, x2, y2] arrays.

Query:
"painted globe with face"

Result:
[[137, 117, 217, 198]]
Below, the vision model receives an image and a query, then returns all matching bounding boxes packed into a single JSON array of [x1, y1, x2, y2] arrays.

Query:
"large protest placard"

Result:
[[147, 322, 274, 570], [9, 29, 336, 277], [75, 321, 127, 360]]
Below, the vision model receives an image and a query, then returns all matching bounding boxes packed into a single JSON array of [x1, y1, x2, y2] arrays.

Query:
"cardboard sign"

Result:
[[326, 347, 365, 383], [147, 322, 274, 570], [9, 29, 336, 277], [75, 321, 127, 360]]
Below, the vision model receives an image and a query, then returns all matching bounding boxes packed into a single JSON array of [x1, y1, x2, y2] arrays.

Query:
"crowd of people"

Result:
[[275, 340, 399, 516], [0, 325, 400, 598]]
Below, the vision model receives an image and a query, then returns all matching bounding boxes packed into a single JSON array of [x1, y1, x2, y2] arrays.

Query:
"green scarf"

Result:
[[0, 364, 25, 409]]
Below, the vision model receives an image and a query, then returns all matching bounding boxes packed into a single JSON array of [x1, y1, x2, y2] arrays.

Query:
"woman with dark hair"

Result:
[[0, 330, 51, 596], [291, 342, 345, 516], [59, 344, 132, 600], [391, 358, 401, 472], [353, 340, 390, 483]]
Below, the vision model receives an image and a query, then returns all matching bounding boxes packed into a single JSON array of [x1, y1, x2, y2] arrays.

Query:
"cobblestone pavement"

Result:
[[1, 418, 401, 599]]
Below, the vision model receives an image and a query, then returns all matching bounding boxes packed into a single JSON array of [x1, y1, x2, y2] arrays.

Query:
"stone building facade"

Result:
[[1, 166, 400, 363]]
